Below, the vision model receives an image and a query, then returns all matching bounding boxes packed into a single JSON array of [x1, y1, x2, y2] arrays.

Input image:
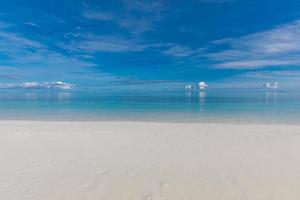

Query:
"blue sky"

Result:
[[1, 0, 300, 89]]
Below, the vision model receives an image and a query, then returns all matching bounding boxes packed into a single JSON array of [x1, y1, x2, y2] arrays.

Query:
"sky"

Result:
[[1, 0, 300, 89]]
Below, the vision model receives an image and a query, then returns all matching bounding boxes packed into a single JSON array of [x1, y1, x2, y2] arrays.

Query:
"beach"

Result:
[[1, 121, 300, 200]]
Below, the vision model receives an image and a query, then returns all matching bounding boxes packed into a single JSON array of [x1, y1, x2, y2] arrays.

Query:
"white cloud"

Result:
[[208, 19, 300, 69], [83, 10, 157, 33], [23, 22, 39, 27], [0, 20, 131, 86], [183, 81, 208, 90], [244, 70, 300, 79], [83, 0, 165, 34], [62, 34, 146, 53], [263, 82, 279, 89], [163, 45, 194, 57], [49, 81, 74, 89], [0, 27, 95, 69], [184, 84, 192, 90], [0, 31, 44, 52], [122, 0, 164, 13], [0, 81, 74, 89], [214, 69, 300, 89], [118, 16, 155, 33], [162, 45, 205, 58], [198, 81, 208, 90], [214, 58, 300, 69], [84, 11, 114, 21]]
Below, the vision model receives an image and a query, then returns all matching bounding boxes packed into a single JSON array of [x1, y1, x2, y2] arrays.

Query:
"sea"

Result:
[[0, 88, 300, 124]]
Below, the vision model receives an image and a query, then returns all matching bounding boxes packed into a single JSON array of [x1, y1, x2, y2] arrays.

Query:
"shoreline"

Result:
[[1, 118, 300, 126]]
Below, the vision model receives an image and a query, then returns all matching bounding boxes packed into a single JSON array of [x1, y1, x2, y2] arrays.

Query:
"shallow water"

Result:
[[0, 88, 300, 124]]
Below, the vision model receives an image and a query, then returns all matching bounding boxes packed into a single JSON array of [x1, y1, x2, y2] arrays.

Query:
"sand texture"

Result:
[[1, 121, 300, 200]]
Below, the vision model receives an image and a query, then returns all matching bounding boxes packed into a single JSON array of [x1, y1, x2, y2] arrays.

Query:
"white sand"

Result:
[[1, 121, 300, 200]]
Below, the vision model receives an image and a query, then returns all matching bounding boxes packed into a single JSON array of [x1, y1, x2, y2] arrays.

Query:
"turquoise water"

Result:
[[0, 89, 300, 124]]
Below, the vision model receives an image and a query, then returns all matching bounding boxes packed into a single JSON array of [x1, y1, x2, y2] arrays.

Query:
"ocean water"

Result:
[[0, 88, 300, 124]]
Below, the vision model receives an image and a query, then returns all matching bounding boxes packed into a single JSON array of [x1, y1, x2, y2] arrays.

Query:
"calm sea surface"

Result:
[[0, 89, 300, 124]]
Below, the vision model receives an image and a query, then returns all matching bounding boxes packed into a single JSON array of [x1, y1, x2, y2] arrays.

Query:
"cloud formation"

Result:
[[0, 81, 74, 89], [83, 0, 165, 34], [198, 81, 208, 89], [0, 22, 95, 68], [83, 11, 114, 21], [244, 70, 300, 79], [62, 34, 146, 53], [184, 84, 192, 90], [122, 0, 164, 12], [163, 45, 195, 57], [263, 82, 279, 89], [208, 20, 300, 69], [2, 1, 299, 90], [184, 82, 208, 90]]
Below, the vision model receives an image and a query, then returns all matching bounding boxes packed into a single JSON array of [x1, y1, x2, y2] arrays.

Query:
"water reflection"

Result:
[[57, 92, 72, 101], [264, 92, 278, 102], [0, 89, 300, 123], [0, 91, 73, 102], [184, 91, 192, 103], [198, 91, 206, 104], [23, 92, 38, 100]]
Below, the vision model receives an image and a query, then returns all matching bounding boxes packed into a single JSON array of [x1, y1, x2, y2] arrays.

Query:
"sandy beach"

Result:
[[1, 121, 300, 200]]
